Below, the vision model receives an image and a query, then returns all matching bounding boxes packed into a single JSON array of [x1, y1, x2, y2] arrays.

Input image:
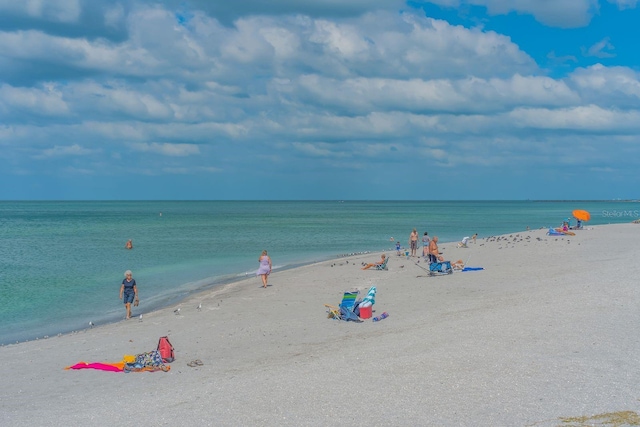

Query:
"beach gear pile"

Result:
[[357, 286, 376, 319], [65, 337, 173, 373], [123, 350, 169, 373], [325, 286, 380, 322]]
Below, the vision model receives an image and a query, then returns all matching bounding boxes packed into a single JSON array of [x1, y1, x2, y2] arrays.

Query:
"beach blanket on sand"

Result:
[[461, 267, 484, 272]]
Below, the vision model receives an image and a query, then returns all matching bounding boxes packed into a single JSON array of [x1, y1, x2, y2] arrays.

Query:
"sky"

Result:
[[1, 0, 639, 200]]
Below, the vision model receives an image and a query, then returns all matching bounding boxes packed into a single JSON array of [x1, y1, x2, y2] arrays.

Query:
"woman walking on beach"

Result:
[[257, 250, 272, 288], [409, 228, 419, 257], [119, 270, 138, 320]]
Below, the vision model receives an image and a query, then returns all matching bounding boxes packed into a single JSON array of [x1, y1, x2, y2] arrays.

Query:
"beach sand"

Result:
[[2, 224, 640, 426]]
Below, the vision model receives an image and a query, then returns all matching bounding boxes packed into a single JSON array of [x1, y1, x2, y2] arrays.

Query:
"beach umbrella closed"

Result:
[[572, 209, 591, 221]]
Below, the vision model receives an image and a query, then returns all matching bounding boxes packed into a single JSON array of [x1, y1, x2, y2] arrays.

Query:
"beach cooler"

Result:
[[359, 305, 372, 319]]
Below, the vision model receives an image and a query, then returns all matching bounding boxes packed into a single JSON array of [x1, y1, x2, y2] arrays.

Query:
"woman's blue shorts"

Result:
[[123, 291, 135, 304]]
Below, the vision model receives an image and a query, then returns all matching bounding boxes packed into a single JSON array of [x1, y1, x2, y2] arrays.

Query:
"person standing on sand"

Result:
[[472, 233, 478, 244], [119, 270, 138, 320], [409, 228, 418, 257], [257, 250, 272, 288], [422, 232, 430, 257]]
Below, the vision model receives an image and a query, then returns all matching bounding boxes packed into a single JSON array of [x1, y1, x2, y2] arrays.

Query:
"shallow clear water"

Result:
[[0, 200, 637, 345]]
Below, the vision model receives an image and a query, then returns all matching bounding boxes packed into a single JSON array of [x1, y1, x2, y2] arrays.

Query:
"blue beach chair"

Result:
[[325, 290, 361, 321], [429, 260, 453, 276]]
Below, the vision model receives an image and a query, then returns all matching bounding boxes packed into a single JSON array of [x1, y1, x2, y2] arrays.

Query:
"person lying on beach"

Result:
[[452, 259, 465, 270], [362, 254, 386, 270]]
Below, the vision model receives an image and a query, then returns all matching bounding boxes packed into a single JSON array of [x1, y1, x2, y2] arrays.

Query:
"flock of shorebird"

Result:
[[84, 301, 207, 331]]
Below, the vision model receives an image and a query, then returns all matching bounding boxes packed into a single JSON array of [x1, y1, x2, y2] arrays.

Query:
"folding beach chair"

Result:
[[428, 259, 453, 276], [457, 237, 469, 248], [375, 256, 389, 270], [324, 290, 361, 321], [325, 304, 341, 320]]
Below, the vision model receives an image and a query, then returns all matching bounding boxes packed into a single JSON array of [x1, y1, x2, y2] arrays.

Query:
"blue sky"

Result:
[[1, 0, 639, 200]]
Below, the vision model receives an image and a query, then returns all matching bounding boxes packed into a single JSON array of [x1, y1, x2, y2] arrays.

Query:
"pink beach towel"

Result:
[[65, 362, 123, 372]]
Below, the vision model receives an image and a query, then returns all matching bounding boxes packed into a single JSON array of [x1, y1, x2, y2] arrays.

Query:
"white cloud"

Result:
[[508, 104, 640, 131], [161, 167, 190, 174], [36, 144, 95, 159], [0, 0, 81, 23], [260, 26, 301, 59], [1, 9, 535, 88], [582, 37, 616, 58], [131, 142, 201, 157], [0, 30, 159, 77], [428, 0, 599, 28], [104, 3, 126, 28], [569, 64, 640, 106], [65, 81, 176, 120], [607, 0, 638, 9], [161, 0, 407, 23], [547, 50, 579, 65], [0, 83, 69, 117], [291, 142, 350, 158], [292, 74, 577, 114]]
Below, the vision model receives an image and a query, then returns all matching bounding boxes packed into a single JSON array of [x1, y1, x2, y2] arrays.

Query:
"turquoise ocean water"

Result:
[[1, 200, 638, 345]]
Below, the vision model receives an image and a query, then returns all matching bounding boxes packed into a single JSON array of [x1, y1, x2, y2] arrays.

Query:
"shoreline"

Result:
[[3, 223, 640, 426], [0, 225, 597, 347], [1, 250, 374, 347]]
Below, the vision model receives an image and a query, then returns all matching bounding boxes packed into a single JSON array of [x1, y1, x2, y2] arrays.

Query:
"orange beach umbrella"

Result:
[[572, 209, 591, 222]]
